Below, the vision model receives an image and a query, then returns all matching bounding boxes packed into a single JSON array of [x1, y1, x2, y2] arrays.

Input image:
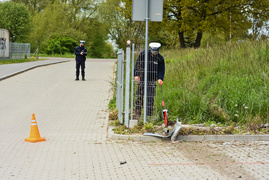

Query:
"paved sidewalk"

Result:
[[0, 59, 268, 180], [0, 58, 71, 81]]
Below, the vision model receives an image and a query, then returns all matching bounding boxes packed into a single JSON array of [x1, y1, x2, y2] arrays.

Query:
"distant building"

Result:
[[0, 28, 30, 59], [0, 29, 10, 58]]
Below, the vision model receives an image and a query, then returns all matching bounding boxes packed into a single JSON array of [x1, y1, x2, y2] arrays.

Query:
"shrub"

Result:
[[44, 35, 78, 54]]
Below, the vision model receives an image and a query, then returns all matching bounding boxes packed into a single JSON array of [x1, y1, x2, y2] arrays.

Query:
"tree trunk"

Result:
[[178, 31, 186, 48], [194, 32, 203, 48]]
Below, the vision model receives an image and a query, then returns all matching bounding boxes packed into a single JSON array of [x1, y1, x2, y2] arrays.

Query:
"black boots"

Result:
[[75, 76, 86, 81]]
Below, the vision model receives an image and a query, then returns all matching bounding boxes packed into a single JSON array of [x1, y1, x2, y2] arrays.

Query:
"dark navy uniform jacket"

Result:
[[74, 46, 87, 61], [134, 50, 165, 81]]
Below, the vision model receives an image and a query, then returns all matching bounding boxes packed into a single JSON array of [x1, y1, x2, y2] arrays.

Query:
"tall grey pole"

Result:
[[116, 49, 124, 124], [121, 50, 124, 124], [144, 0, 149, 124], [125, 45, 131, 127], [116, 50, 121, 111], [131, 43, 135, 120]]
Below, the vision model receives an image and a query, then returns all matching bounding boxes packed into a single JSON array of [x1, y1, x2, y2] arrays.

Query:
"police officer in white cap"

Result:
[[74, 40, 87, 81], [134, 42, 165, 118]]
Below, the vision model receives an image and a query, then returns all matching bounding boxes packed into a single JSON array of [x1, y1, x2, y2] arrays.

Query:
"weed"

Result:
[[112, 126, 131, 135], [110, 119, 120, 126], [142, 123, 156, 133], [109, 109, 118, 121]]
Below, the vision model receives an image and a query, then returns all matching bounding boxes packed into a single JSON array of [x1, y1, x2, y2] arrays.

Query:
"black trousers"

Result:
[[76, 60, 85, 77], [135, 82, 156, 116]]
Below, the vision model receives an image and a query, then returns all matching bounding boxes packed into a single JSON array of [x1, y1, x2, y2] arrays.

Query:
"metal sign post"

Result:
[[132, 0, 163, 124], [143, 0, 149, 124]]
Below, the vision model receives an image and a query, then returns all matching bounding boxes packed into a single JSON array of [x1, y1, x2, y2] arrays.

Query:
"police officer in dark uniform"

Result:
[[134, 42, 165, 117], [74, 40, 87, 81]]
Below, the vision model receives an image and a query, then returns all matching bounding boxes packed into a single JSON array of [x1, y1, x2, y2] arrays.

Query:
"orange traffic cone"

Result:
[[25, 114, 45, 142]]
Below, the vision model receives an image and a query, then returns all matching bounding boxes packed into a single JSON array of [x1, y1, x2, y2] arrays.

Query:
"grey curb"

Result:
[[0, 59, 70, 81], [108, 126, 269, 142]]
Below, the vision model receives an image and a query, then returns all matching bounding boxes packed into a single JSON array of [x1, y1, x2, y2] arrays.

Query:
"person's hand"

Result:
[[135, 76, 140, 83], [80, 52, 83, 55], [158, 79, 163, 85]]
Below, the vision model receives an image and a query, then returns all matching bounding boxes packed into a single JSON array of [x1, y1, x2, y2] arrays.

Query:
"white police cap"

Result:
[[149, 42, 161, 53], [80, 40, 85, 44]]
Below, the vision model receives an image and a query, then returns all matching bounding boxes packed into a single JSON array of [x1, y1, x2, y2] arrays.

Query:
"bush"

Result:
[[44, 35, 78, 54]]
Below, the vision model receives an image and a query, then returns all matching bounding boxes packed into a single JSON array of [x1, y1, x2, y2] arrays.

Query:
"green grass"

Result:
[[0, 53, 116, 65], [38, 53, 117, 59], [109, 40, 268, 128], [157, 40, 269, 126], [38, 53, 75, 58], [0, 57, 45, 65]]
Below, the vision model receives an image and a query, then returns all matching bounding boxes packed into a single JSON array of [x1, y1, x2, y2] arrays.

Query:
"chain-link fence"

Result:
[[133, 48, 163, 121], [0, 42, 30, 59], [10, 42, 31, 59], [117, 43, 165, 127]]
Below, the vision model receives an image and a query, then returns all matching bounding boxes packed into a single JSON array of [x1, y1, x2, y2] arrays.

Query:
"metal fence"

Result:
[[10, 42, 31, 59], [116, 43, 162, 127], [0, 42, 31, 59]]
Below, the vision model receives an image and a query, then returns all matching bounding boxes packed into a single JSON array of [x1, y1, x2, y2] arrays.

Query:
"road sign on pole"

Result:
[[132, 0, 163, 22]]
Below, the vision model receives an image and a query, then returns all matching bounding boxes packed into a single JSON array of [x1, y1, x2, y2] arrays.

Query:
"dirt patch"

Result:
[[160, 141, 257, 180]]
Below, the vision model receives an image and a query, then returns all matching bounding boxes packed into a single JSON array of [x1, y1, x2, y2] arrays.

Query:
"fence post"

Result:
[[125, 42, 131, 127], [116, 49, 124, 124], [116, 50, 121, 110], [28, 43, 31, 58], [120, 49, 124, 124], [130, 43, 135, 120], [9, 42, 11, 59]]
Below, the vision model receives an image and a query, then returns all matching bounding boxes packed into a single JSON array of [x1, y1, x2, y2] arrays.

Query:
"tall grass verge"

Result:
[[0, 57, 43, 64], [157, 40, 269, 126]]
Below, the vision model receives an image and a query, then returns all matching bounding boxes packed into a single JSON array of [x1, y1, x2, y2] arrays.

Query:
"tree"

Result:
[[78, 16, 111, 57], [0, 1, 32, 42], [29, 1, 112, 57], [164, 0, 269, 48], [248, 0, 269, 39], [99, 0, 145, 49], [29, 2, 81, 50], [163, 0, 186, 48], [11, 0, 50, 14]]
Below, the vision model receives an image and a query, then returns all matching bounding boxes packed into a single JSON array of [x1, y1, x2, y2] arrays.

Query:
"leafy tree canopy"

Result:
[[0, 1, 32, 42], [101, 0, 269, 49], [28, 1, 112, 57]]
